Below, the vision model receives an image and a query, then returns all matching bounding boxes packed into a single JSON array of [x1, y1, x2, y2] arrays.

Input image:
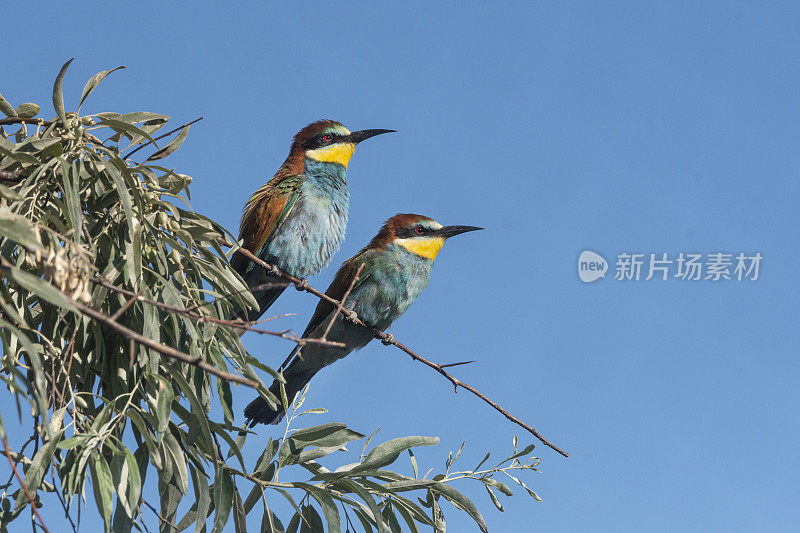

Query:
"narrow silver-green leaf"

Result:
[[0, 183, 23, 200], [392, 498, 421, 533], [15, 103, 40, 118], [232, 488, 246, 533], [145, 125, 189, 161], [295, 484, 340, 533], [155, 384, 175, 440], [124, 447, 142, 515], [1, 262, 77, 313], [90, 454, 115, 530], [483, 477, 513, 497], [97, 117, 158, 146], [0, 91, 17, 117], [260, 503, 286, 533], [12, 430, 63, 512], [79, 66, 126, 110], [355, 436, 439, 472], [431, 483, 487, 533], [501, 443, 536, 464], [485, 485, 504, 512], [53, 57, 74, 125], [212, 468, 234, 532], [58, 160, 83, 239], [0, 208, 41, 250], [57, 436, 86, 450]]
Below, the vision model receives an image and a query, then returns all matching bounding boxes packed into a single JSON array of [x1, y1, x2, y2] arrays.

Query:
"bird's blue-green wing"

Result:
[[301, 252, 375, 337]]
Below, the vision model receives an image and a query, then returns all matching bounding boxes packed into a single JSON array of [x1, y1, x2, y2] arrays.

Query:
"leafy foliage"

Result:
[[0, 61, 543, 532]]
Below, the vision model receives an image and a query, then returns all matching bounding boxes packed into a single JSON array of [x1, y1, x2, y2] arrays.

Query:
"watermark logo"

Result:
[[578, 250, 608, 283]]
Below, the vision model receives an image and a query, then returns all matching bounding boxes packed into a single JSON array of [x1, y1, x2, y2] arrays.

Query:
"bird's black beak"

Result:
[[437, 225, 483, 238], [345, 129, 395, 144]]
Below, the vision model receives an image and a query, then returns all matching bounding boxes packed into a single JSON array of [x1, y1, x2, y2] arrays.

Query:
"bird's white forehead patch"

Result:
[[327, 124, 351, 136], [425, 220, 443, 230]]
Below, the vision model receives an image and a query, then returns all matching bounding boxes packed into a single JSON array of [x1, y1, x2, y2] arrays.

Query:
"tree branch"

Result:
[[1, 434, 50, 533], [0, 252, 263, 388], [69, 296, 259, 387], [0, 169, 24, 182], [92, 277, 344, 348], [0, 117, 52, 126], [223, 241, 569, 457]]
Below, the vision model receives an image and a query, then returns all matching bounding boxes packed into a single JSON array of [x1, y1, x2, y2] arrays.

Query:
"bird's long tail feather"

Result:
[[244, 367, 315, 427]]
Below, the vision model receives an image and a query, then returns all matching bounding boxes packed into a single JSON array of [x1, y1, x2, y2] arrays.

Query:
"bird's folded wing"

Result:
[[302, 253, 375, 338], [231, 176, 302, 276]]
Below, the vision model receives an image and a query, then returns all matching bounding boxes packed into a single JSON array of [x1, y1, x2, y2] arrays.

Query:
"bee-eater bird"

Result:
[[244, 214, 482, 426], [230, 120, 393, 324]]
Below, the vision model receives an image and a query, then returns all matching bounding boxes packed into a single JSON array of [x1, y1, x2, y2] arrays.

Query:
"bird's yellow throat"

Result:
[[396, 237, 446, 261], [306, 143, 357, 168]]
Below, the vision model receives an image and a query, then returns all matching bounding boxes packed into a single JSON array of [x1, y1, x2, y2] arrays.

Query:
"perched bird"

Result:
[[231, 120, 393, 324], [244, 214, 482, 426]]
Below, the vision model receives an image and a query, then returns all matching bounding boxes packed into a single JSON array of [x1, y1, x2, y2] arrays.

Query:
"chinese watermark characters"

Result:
[[578, 251, 763, 283], [613, 252, 762, 281]]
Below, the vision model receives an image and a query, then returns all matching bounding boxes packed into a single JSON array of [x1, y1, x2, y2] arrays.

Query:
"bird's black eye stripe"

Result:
[[301, 133, 337, 150], [397, 226, 428, 238]]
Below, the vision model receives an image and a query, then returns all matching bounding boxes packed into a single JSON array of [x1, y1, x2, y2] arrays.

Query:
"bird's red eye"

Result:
[[322, 134, 332, 142], [415, 227, 424, 234]]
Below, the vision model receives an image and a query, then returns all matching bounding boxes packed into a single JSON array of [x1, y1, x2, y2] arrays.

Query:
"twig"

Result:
[[183, 282, 288, 313], [0, 169, 25, 182], [128, 338, 136, 373], [141, 500, 180, 531], [223, 241, 569, 457], [439, 360, 476, 369], [58, 326, 78, 409], [136, 503, 153, 533], [1, 434, 50, 533], [124, 117, 203, 161], [110, 293, 139, 321], [0, 116, 104, 145], [371, 334, 568, 457], [0, 118, 51, 126], [321, 262, 364, 341], [50, 467, 77, 533]]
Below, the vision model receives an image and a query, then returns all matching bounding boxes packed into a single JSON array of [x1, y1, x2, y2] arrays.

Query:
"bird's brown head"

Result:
[[287, 120, 394, 170], [368, 214, 482, 260]]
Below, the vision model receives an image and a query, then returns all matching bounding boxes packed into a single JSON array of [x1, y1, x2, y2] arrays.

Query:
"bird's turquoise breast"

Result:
[[263, 161, 349, 277], [351, 246, 433, 330]]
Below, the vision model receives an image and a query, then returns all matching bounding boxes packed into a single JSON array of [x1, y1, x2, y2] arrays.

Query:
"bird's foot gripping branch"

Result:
[[0, 59, 556, 532]]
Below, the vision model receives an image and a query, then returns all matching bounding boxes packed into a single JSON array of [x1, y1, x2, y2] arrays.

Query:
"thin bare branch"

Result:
[[124, 117, 203, 160], [141, 500, 180, 531], [439, 360, 476, 369], [110, 293, 139, 321]]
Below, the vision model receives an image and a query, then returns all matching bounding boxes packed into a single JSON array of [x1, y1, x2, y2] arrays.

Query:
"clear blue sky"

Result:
[[4, 1, 800, 531]]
